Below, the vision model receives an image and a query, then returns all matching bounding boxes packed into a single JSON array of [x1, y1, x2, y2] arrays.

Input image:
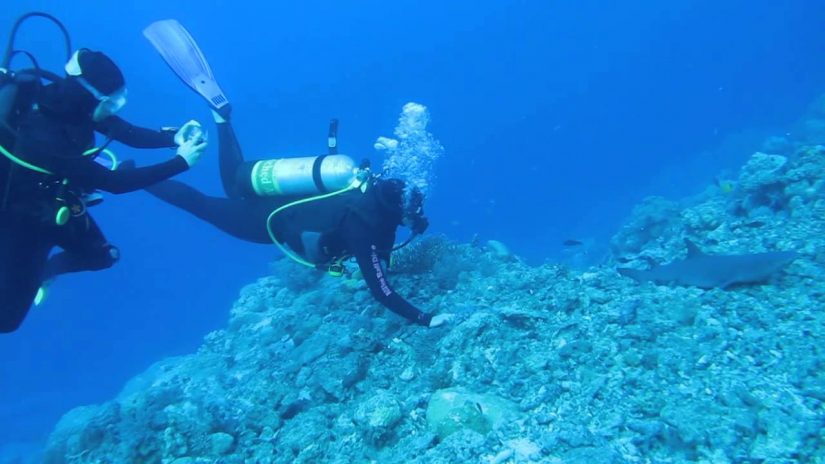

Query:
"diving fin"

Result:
[[143, 19, 229, 110]]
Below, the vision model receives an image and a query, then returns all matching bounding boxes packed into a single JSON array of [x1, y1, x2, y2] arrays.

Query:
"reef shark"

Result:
[[617, 239, 799, 289]]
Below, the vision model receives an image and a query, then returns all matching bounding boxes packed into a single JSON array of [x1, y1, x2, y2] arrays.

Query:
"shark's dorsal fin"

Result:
[[685, 239, 704, 258]]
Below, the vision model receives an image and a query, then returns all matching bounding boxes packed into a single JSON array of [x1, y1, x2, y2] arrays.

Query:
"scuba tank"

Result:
[[244, 154, 360, 197], [240, 119, 363, 197]]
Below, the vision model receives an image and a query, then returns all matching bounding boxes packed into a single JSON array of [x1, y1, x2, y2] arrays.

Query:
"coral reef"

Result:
[[42, 143, 825, 462]]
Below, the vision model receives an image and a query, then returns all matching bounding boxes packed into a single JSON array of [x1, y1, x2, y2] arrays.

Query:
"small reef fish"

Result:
[[714, 177, 735, 194]]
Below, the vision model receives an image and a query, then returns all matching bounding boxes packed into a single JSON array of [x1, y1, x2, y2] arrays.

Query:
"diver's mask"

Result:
[[75, 77, 127, 121], [65, 49, 128, 121], [375, 178, 429, 234], [403, 186, 429, 234], [405, 212, 429, 235]]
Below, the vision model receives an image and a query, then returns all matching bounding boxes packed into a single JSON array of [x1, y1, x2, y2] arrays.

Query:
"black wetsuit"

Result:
[[0, 80, 186, 333], [146, 121, 432, 326]]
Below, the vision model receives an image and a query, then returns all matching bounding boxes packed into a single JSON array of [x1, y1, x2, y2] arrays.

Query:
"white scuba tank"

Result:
[[248, 154, 359, 196]]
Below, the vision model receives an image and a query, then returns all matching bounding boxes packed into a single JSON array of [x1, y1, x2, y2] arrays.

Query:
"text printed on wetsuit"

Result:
[[371, 245, 393, 297]]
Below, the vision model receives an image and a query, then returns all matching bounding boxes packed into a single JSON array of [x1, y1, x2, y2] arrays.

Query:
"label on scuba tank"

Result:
[[250, 159, 286, 196]]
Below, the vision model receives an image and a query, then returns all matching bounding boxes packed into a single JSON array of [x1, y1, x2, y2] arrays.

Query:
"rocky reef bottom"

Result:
[[43, 146, 825, 463]]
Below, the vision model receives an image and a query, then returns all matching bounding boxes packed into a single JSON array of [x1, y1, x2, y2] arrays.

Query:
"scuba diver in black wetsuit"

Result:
[[145, 113, 452, 327], [142, 19, 454, 328], [0, 13, 208, 333]]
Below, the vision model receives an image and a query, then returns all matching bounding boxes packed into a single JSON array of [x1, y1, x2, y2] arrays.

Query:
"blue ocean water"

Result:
[[1, 0, 823, 460]]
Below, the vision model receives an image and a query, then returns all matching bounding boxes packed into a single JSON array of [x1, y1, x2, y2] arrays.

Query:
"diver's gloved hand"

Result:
[[429, 313, 455, 328], [174, 120, 207, 146], [174, 120, 208, 167], [177, 137, 208, 167]]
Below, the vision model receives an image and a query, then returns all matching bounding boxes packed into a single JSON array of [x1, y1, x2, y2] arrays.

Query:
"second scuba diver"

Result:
[[142, 20, 453, 328], [0, 14, 208, 333]]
